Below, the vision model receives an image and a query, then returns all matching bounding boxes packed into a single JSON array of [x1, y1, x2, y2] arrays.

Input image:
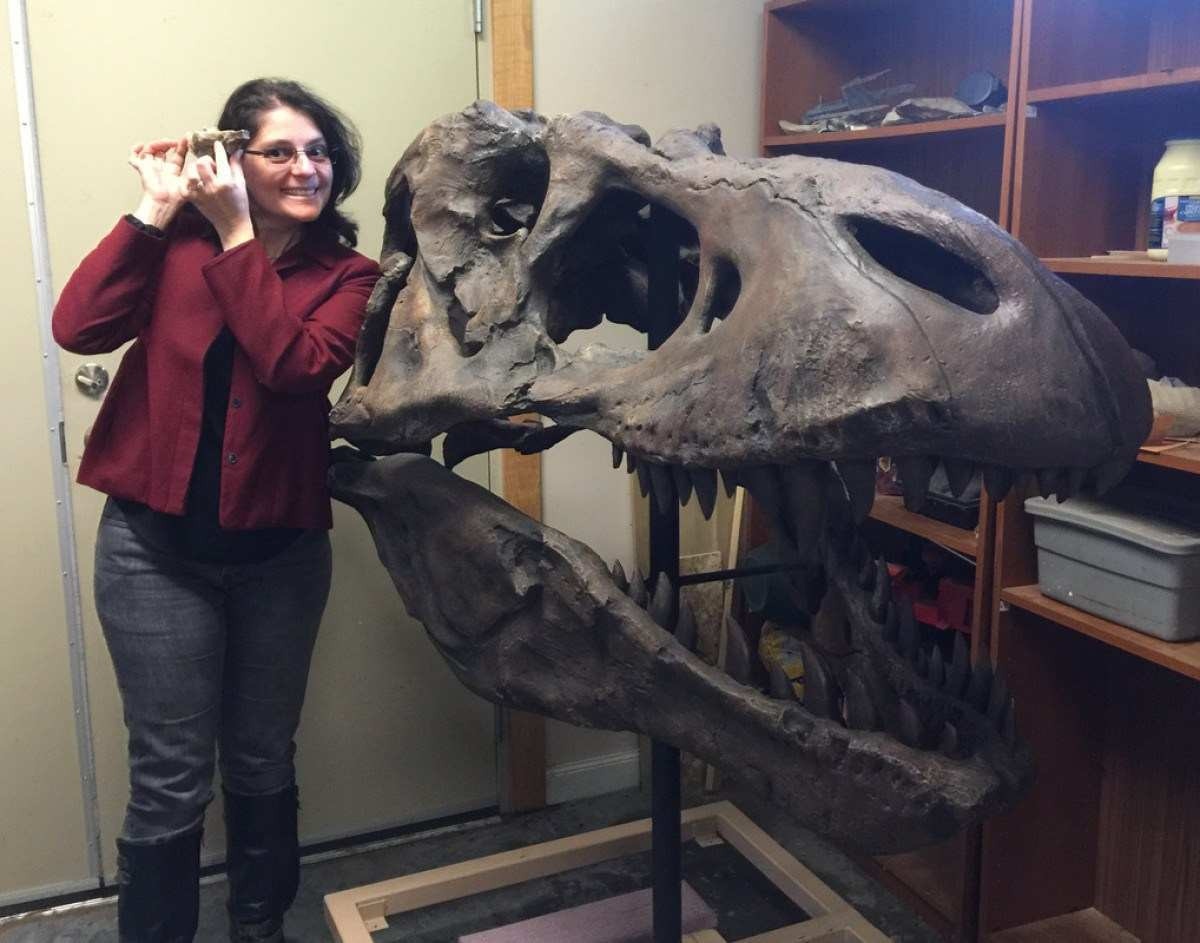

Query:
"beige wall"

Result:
[[0, 20, 91, 901], [531, 0, 763, 771]]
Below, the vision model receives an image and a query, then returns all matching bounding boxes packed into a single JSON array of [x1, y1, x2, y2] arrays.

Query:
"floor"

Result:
[[0, 787, 940, 942]]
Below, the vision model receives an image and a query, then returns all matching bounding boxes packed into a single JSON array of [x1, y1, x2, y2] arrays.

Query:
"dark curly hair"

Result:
[[217, 78, 363, 247]]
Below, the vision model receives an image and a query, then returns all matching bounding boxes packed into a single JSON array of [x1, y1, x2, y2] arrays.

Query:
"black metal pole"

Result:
[[647, 207, 682, 943]]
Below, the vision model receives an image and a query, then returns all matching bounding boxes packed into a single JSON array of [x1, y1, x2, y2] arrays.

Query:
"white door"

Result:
[[28, 0, 494, 880]]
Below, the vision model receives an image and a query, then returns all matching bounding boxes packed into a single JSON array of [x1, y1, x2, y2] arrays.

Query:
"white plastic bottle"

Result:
[[1148, 139, 1200, 260]]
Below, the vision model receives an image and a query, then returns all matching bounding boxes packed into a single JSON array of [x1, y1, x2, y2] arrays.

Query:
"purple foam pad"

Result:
[[458, 880, 718, 943]]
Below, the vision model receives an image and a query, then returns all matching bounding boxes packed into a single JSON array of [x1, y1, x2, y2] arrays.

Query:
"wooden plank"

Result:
[[989, 907, 1139, 942], [1001, 585, 1200, 682], [868, 494, 977, 557], [1042, 257, 1200, 280], [490, 0, 533, 110], [763, 113, 1006, 148], [1138, 440, 1200, 475], [490, 0, 544, 814], [1027, 67, 1200, 104]]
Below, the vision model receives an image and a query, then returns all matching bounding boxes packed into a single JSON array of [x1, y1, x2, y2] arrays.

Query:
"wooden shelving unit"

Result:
[[1042, 257, 1200, 280], [1001, 585, 1200, 682], [869, 495, 978, 558], [760, 0, 1200, 940]]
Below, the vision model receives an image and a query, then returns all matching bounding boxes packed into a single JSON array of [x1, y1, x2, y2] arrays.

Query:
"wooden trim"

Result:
[[325, 801, 891, 942], [998, 0, 1025, 231], [490, 0, 545, 813], [1009, 0, 1035, 241]]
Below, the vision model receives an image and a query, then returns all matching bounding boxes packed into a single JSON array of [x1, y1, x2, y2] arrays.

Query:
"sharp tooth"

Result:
[[896, 456, 935, 511], [612, 443, 625, 469], [674, 602, 698, 652], [939, 721, 959, 757], [723, 615, 753, 685], [648, 573, 675, 630], [966, 655, 994, 712], [649, 463, 675, 513], [671, 465, 693, 507], [833, 459, 877, 524], [780, 461, 826, 562], [690, 468, 718, 519], [636, 463, 651, 497], [719, 468, 739, 498], [628, 569, 649, 608], [987, 673, 1010, 727], [856, 553, 876, 591], [798, 641, 839, 719], [768, 662, 795, 701], [1092, 457, 1132, 496], [1036, 467, 1060, 500], [928, 644, 945, 687], [898, 599, 919, 662], [1065, 467, 1087, 501], [943, 458, 975, 499], [843, 671, 876, 730], [1003, 696, 1017, 746], [741, 466, 783, 519], [869, 557, 889, 622], [626, 452, 638, 474], [610, 559, 629, 593], [898, 698, 923, 748], [810, 583, 850, 653], [946, 630, 970, 698], [882, 601, 898, 642], [983, 466, 1014, 503]]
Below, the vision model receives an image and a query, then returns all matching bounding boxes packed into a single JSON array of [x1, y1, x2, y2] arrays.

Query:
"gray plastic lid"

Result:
[[1025, 494, 1200, 555]]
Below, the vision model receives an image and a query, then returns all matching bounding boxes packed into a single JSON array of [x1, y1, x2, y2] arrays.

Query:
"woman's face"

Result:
[[242, 105, 334, 231]]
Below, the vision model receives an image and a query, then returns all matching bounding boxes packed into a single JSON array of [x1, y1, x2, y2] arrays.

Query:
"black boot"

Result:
[[115, 828, 202, 942], [223, 786, 300, 943]]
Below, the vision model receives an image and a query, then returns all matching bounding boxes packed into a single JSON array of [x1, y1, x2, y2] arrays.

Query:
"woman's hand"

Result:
[[128, 137, 189, 229], [184, 141, 254, 252]]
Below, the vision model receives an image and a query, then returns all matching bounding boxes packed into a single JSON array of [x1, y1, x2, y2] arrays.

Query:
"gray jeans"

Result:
[[95, 500, 331, 845]]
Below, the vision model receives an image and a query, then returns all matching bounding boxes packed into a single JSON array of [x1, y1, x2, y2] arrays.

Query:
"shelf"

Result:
[[1043, 257, 1200, 280], [1138, 441, 1200, 475], [989, 907, 1137, 942], [1000, 585, 1200, 682], [763, 113, 1006, 149], [1027, 68, 1200, 105], [868, 494, 977, 558]]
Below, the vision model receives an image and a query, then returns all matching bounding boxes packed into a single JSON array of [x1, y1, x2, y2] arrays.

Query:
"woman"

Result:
[[52, 79, 380, 942]]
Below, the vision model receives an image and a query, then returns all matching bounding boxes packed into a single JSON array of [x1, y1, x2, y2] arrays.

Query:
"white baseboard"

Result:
[[545, 749, 642, 805]]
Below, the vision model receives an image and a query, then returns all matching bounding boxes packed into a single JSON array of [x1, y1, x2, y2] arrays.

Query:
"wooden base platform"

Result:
[[324, 801, 888, 942]]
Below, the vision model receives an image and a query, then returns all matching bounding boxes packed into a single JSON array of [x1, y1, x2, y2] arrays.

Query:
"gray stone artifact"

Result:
[[328, 102, 1150, 854]]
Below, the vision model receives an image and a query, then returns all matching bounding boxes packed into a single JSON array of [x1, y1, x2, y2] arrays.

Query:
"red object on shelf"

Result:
[[887, 564, 973, 634]]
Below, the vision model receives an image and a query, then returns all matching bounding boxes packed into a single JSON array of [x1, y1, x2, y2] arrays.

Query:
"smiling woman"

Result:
[[49, 78, 380, 943]]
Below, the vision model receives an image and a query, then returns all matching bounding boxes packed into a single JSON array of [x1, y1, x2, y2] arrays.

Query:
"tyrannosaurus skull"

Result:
[[328, 102, 1150, 854]]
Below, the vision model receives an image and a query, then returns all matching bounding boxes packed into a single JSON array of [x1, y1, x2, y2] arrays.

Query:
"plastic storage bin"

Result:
[[1025, 492, 1200, 641]]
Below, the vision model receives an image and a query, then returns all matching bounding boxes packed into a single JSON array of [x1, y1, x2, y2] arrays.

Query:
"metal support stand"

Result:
[[648, 207, 683, 943]]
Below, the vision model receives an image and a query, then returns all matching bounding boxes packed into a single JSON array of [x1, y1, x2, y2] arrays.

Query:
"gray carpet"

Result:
[[0, 787, 939, 942]]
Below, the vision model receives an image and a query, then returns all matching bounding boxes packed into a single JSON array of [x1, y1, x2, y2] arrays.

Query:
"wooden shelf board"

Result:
[[1000, 585, 1200, 682], [1028, 68, 1200, 105], [763, 113, 1006, 149], [1137, 441, 1200, 474], [1043, 257, 1200, 280], [989, 907, 1138, 942], [765, 0, 895, 13], [868, 494, 977, 557]]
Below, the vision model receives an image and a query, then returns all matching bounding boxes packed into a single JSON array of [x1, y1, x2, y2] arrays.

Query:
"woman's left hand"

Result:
[[185, 141, 254, 251]]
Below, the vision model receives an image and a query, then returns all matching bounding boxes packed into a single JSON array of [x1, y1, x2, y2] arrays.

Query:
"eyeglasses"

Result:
[[243, 143, 335, 165]]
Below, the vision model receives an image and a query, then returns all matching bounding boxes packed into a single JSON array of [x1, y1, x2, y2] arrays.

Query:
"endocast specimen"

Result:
[[329, 103, 1149, 853]]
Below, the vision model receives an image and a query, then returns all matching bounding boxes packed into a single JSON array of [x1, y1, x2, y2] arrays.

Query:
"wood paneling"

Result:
[[491, 0, 544, 813]]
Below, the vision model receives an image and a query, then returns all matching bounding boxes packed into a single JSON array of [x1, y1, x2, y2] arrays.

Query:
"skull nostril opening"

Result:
[[846, 216, 999, 316]]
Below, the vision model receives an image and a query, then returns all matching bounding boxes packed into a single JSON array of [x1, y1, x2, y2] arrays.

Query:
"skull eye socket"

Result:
[[487, 197, 537, 240], [846, 216, 999, 316]]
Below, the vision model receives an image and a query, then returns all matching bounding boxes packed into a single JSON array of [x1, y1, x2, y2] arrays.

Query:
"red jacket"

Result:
[[53, 216, 380, 530]]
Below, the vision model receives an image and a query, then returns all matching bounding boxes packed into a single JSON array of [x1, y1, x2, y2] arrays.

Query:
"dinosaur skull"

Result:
[[329, 102, 1150, 853]]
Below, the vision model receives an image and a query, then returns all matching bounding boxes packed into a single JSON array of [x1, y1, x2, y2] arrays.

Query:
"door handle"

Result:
[[75, 363, 109, 397]]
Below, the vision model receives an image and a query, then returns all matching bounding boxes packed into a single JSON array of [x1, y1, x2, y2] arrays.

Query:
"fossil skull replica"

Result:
[[328, 102, 1150, 854]]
